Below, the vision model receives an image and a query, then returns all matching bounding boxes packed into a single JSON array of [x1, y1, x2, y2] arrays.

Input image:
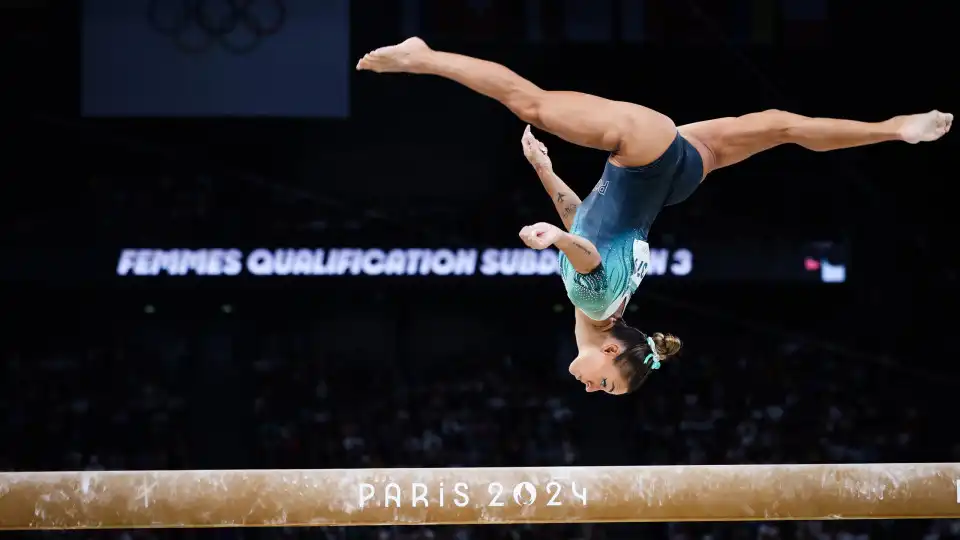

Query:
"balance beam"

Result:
[[1, 463, 958, 529]]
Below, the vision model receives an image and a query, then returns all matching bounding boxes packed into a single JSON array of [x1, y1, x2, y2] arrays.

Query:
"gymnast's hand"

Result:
[[521, 125, 552, 171], [519, 222, 564, 250]]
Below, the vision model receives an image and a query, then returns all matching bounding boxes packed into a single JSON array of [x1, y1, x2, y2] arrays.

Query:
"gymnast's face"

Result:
[[568, 342, 628, 396]]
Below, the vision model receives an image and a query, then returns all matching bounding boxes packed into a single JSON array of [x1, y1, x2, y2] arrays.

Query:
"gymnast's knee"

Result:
[[755, 109, 808, 144], [506, 88, 547, 127]]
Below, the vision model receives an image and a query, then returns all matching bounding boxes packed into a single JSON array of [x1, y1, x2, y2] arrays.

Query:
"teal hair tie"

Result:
[[644, 336, 661, 370]]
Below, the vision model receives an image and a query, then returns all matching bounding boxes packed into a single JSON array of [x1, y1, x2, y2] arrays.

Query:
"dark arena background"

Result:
[[2, 0, 959, 538]]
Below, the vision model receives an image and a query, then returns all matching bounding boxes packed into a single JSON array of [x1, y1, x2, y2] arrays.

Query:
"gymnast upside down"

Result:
[[357, 37, 953, 396]]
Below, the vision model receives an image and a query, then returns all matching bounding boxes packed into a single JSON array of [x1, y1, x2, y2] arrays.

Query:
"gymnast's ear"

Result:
[[601, 342, 622, 356]]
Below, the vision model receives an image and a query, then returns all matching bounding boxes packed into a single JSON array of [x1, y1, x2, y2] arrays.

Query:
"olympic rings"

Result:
[[147, 0, 286, 55]]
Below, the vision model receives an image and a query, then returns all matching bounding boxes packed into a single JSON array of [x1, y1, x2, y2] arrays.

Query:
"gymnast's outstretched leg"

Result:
[[678, 109, 953, 175], [356, 37, 678, 168]]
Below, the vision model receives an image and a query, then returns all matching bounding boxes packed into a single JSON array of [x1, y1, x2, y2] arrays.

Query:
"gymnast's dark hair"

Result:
[[609, 319, 682, 393]]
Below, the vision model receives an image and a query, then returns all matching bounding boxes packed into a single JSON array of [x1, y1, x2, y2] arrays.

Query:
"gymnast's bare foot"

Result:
[[356, 37, 431, 73], [896, 110, 953, 144]]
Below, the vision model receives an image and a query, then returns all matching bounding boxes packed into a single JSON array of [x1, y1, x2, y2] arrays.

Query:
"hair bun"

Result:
[[652, 332, 682, 360]]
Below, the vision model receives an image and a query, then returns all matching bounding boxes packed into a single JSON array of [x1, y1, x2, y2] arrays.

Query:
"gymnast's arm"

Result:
[[555, 232, 601, 274], [521, 125, 581, 231], [541, 168, 581, 232], [519, 223, 600, 274]]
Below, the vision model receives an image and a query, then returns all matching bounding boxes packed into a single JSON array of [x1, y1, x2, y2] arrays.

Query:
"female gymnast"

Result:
[[357, 37, 952, 396]]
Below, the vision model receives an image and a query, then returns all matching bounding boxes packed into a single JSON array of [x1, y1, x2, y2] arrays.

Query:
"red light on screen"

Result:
[[804, 257, 821, 271]]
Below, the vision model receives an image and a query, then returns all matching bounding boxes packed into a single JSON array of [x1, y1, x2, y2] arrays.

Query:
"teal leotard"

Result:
[[559, 133, 703, 320]]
